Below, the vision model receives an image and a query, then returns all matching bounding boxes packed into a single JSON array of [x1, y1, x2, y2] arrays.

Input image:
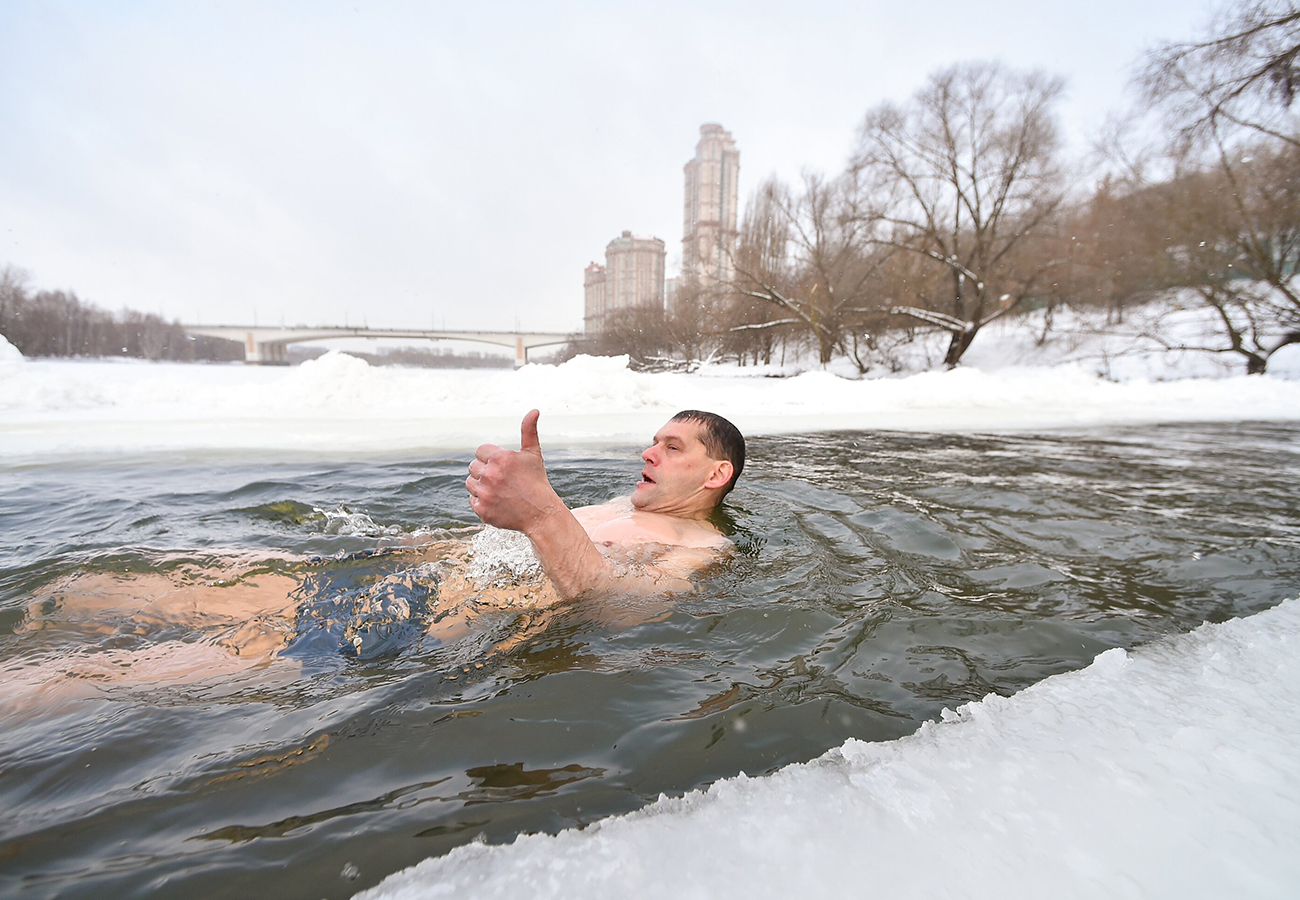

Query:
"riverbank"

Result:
[[3, 350, 1300, 461]]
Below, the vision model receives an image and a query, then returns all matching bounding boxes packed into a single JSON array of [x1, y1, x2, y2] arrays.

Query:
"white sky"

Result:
[[0, 0, 1213, 333]]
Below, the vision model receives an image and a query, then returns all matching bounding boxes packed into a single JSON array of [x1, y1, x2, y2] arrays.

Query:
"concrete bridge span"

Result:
[[182, 325, 575, 366]]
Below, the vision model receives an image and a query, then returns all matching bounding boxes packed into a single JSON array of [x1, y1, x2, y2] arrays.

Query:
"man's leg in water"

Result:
[[19, 555, 302, 657], [5, 556, 303, 713], [9, 533, 583, 712]]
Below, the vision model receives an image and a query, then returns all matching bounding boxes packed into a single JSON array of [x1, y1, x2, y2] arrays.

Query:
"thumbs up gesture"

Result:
[[466, 409, 561, 534]]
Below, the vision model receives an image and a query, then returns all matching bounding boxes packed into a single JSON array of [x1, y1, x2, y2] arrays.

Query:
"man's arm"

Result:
[[466, 410, 630, 599]]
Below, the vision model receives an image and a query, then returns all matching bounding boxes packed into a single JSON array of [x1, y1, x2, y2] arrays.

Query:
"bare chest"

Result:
[[573, 500, 720, 549]]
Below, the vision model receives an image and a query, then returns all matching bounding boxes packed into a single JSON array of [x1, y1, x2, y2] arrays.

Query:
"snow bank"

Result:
[[0, 333, 22, 364], [696, 300, 1300, 382], [360, 598, 1300, 900], [2, 351, 1300, 460]]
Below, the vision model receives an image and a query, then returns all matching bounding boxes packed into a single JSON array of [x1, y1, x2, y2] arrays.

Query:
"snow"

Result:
[[359, 598, 1300, 900], [2, 308, 1300, 461], [0, 332, 22, 364]]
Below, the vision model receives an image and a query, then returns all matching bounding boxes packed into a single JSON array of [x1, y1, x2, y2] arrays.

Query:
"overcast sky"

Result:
[[1, 0, 1214, 333]]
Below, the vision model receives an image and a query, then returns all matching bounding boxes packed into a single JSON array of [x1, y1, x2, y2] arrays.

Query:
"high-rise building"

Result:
[[583, 262, 607, 334], [664, 276, 681, 313], [605, 231, 665, 316], [682, 123, 740, 290], [583, 232, 665, 334]]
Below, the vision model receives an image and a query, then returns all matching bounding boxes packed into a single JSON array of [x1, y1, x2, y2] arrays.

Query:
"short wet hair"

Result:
[[671, 410, 745, 498]]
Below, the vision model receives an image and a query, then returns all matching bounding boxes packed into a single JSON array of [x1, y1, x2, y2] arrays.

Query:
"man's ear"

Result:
[[703, 460, 733, 491]]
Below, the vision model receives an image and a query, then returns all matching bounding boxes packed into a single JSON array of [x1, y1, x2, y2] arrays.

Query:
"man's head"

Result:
[[631, 410, 745, 517]]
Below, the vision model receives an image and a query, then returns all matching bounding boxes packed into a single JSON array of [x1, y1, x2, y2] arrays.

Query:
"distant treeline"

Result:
[[0, 268, 242, 362]]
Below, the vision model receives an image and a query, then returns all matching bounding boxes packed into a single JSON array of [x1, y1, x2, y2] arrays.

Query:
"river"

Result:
[[2, 419, 1298, 898]]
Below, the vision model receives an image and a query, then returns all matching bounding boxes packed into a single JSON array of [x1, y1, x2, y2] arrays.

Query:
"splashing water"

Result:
[[314, 505, 402, 537], [469, 526, 542, 584], [289, 526, 544, 661]]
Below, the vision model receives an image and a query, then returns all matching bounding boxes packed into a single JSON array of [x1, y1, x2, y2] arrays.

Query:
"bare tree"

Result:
[[1152, 140, 1300, 372], [1142, 1, 1300, 151], [853, 61, 1068, 367], [1132, 2, 1300, 373], [730, 173, 892, 366], [1062, 176, 1183, 322], [660, 280, 724, 368], [587, 305, 672, 370], [0, 265, 30, 342]]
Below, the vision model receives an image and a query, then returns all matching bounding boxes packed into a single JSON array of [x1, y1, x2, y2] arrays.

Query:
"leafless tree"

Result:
[[1004, 168, 1190, 349], [0, 265, 30, 341], [1132, 2, 1300, 373], [1142, 1, 1300, 151], [852, 61, 1069, 367], [1151, 140, 1300, 372], [586, 305, 673, 370], [660, 280, 721, 367], [730, 173, 893, 366]]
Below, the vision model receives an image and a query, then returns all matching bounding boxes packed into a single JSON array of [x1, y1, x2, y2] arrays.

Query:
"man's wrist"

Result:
[[521, 494, 565, 540]]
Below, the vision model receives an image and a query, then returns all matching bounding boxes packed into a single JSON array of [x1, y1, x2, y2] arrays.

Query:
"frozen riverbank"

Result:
[[3, 349, 1300, 461]]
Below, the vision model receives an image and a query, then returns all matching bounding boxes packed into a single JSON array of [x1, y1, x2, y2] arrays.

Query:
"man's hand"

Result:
[[466, 409, 563, 535]]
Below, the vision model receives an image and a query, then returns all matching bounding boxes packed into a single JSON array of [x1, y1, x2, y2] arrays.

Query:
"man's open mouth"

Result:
[[640, 471, 655, 484]]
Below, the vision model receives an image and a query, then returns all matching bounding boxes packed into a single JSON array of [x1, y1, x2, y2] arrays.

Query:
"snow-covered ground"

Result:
[[361, 599, 1300, 900], [0, 333, 21, 365], [705, 298, 1300, 382], [2, 305, 1299, 461]]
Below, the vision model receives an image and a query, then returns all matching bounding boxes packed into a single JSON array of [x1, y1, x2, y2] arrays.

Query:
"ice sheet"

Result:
[[360, 598, 1300, 899]]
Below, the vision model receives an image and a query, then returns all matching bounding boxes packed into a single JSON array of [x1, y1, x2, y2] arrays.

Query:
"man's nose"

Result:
[[641, 445, 657, 464]]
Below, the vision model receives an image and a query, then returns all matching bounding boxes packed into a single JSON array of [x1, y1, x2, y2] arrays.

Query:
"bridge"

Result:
[[182, 325, 576, 366]]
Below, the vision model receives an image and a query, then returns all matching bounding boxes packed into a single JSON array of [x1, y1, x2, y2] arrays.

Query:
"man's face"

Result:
[[631, 419, 727, 516]]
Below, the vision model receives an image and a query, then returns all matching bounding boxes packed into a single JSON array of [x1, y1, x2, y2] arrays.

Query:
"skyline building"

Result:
[[583, 231, 666, 334], [681, 123, 740, 291], [583, 262, 607, 334]]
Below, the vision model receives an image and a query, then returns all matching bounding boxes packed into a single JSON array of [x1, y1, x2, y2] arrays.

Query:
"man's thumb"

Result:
[[520, 409, 542, 454]]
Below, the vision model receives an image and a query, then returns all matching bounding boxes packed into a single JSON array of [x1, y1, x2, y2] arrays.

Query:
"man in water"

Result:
[[465, 408, 745, 600], [8, 409, 745, 707]]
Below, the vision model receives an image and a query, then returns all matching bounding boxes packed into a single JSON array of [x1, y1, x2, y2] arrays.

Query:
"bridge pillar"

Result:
[[244, 333, 288, 365], [515, 337, 527, 368]]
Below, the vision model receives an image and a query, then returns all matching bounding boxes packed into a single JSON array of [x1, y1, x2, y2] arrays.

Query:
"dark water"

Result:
[[2, 423, 1299, 899]]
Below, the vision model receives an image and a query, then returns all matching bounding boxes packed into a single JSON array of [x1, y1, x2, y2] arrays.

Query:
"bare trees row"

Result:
[[0, 265, 242, 362]]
